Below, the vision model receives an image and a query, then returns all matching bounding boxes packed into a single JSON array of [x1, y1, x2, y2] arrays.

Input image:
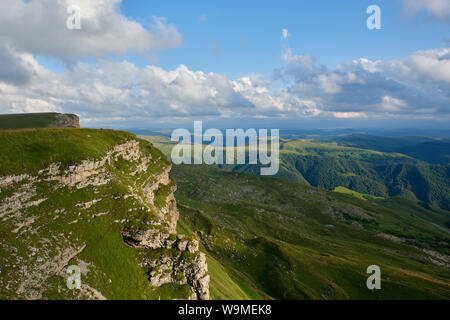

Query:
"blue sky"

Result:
[[120, 0, 448, 77], [0, 0, 449, 129]]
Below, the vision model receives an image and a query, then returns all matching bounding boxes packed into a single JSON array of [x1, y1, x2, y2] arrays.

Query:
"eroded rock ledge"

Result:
[[122, 229, 210, 300]]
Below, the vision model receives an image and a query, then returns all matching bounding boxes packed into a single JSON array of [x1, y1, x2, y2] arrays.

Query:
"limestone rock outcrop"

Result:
[[122, 214, 210, 299], [123, 229, 210, 300], [145, 249, 210, 300]]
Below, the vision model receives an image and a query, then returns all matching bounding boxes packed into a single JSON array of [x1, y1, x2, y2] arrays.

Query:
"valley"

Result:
[[173, 164, 450, 299]]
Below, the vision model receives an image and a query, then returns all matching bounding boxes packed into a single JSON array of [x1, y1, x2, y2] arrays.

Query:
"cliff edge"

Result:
[[0, 112, 80, 130], [0, 128, 209, 300]]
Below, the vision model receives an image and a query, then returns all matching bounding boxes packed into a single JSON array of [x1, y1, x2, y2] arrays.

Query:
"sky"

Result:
[[0, 0, 449, 130]]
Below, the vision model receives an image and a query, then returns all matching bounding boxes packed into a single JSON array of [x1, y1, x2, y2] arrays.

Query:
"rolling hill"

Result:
[[172, 164, 450, 299]]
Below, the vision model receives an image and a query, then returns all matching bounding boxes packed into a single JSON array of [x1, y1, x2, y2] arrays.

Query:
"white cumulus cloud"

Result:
[[281, 28, 290, 40], [0, 46, 318, 124], [402, 0, 450, 22], [1, 44, 450, 124], [276, 47, 450, 118], [0, 0, 182, 60]]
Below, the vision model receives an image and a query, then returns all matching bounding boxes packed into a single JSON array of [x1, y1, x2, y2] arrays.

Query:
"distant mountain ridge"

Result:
[[336, 134, 450, 164], [0, 112, 80, 130]]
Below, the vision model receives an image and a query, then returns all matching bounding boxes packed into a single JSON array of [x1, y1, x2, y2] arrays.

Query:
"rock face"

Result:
[[120, 156, 210, 299], [50, 113, 80, 128], [0, 136, 209, 300], [123, 230, 210, 300]]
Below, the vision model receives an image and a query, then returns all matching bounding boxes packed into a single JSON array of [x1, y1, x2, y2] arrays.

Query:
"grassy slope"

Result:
[[176, 218, 251, 300], [333, 186, 384, 201], [0, 128, 135, 176], [172, 164, 450, 300], [0, 128, 193, 299]]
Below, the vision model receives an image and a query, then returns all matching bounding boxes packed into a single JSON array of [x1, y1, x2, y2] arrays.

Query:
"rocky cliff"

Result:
[[0, 129, 209, 300], [50, 113, 80, 128]]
